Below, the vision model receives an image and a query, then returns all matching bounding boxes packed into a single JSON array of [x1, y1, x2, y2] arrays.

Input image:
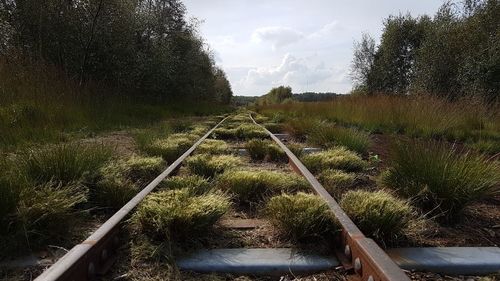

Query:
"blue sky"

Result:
[[183, 0, 444, 96]]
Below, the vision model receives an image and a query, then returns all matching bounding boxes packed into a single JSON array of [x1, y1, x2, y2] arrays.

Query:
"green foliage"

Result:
[[257, 86, 293, 106], [197, 139, 230, 155], [340, 190, 413, 242], [162, 175, 211, 195], [144, 133, 197, 163], [245, 139, 286, 162], [186, 154, 242, 178], [217, 170, 309, 203], [318, 169, 356, 199], [301, 147, 367, 174], [132, 188, 230, 240], [266, 192, 338, 241], [19, 143, 112, 184], [380, 140, 500, 220], [308, 123, 370, 154]]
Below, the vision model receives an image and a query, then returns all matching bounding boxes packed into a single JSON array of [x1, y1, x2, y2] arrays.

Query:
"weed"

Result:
[[186, 154, 242, 178], [217, 170, 309, 204], [301, 147, 367, 173], [340, 190, 413, 242], [380, 140, 500, 220], [19, 142, 112, 184], [318, 169, 356, 199], [266, 192, 338, 241], [132, 188, 230, 240], [161, 175, 211, 194], [197, 139, 230, 155]]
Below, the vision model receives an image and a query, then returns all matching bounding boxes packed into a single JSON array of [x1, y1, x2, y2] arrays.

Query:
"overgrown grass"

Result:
[[380, 140, 500, 221], [143, 133, 198, 163], [19, 142, 112, 184], [186, 154, 242, 178], [308, 122, 370, 154], [318, 169, 356, 199], [217, 170, 309, 204], [196, 139, 230, 155], [266, 192, 338, 241], [212, 123, 268, 140], [161, 175, 211, 195], [245, 139, 286, 162], [301, 147, 367, 174], [340, 190, 414, 242], [263, 122, 283, 133], [132, 188, 230, 240], [258, 95, 500, 153]]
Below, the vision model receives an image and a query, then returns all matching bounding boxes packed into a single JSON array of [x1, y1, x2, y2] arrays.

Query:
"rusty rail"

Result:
[[250, 114, 410, 281], [35, 117, 228, 281]]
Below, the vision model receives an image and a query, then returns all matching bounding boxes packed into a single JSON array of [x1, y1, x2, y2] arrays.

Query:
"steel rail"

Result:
[[35, 117, 229, 281], [250, 114, 410, 281]]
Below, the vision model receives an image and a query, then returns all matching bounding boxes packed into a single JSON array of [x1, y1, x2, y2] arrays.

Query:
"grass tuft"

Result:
[[301, 147, 367, 173], [263, 122, 283, 133], [161, 175, 211, 194], [132, 188, 230, 240], [144, 133, 198, 162], [318, 169, 356, 199], [196, 139, 230, 155], [308, 123, 370, 154], [381, 140, 500, 220], [217, 170, 309, 203], [186, 154, 242, 178], [266, 192, 338, 241], [245, 139, 286, 162], [340, 190, 413, 242]]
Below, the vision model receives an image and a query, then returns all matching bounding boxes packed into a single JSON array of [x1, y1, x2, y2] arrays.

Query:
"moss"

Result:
[[217, 170, 309, 203], [340, 190, 413, 242], [266, 192, 338, 241], [301, 147, 367, 173], [186, 154, 242, 178]]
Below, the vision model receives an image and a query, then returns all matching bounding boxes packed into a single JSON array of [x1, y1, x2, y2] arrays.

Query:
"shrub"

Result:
[[266, 192, 338, 241], [197, 139, 230, 155], [217, 170, 309, 203], [162, 175, 211, 194], [186, 154, 242, 178], [19, 143, 112, 184], [132, 188, 230, 240], [318, 169, 356, 198], [308, 123, 370, 154], [245, 139, 286, 162], [144, 133, 197, 162], [301, 147, 367, 173], [340, 190, 413, 241], [381, 140, 500, 220]]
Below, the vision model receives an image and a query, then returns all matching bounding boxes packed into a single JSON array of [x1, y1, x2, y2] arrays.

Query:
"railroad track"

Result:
[[33, 114, 500, 281]]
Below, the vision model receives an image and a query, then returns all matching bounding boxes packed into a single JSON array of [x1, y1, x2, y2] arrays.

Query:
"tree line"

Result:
[[0, 0, 232, 104], [350, 0, 499, 102]]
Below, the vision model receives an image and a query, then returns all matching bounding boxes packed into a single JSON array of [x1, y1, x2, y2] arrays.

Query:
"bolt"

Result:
[[344, 245, 351, 258], [354, 257, 362, 274], [88, 262, 96, 278]]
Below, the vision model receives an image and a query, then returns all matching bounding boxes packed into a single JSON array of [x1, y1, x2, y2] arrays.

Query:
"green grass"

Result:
[[287, 142, 306, 158], [132, 188, 230, 240], [308, 123, 370, 154], [340, 190, 413, 242], [186, 154, 242, 178], [263, 122, 283, 133], [197, 139, 230, 155], [161, 175, 211, 195], [266, 192, 338, 241], [284, 118, 318, 140], [19, 142, 112, 184], [217, 170, 309, 204], [301, 147, 367, 174], [245, 139, 286, 162], [380, 140, 500, 221], [143, 133, 198, 163], [318, 169, 356, 199]]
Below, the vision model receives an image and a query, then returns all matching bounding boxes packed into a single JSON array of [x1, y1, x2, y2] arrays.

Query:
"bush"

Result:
[[217, 170, 309, 203], [144, 133, 197, 162], [381, 140, 500, 220], [197, 139, 230, 155], [132, 188, 230, 240], [266, 192, 338, 240], [19, 143, 112, 184], [308, 123, 370, 154], [340, 190, 413, 241], [186, 154, 242, 178], [162, 175, 211, 194], [301, 147, 367, 173], [95, 156, 165, 208], [318, 169, 356, 198]]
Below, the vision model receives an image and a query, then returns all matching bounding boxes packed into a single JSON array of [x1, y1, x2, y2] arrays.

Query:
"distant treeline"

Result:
[[350, 0, 499, 102], [293, 92, 337, 102], [0, 0, 232, 104], [235, 87, 336, 106]]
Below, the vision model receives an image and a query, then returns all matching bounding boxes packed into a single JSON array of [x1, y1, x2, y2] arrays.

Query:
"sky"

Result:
[[183, 0, 444, 96]]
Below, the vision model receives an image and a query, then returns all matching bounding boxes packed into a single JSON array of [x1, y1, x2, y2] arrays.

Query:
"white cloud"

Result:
[[309, 21, 341, 39], [252, 26, 304, 49]]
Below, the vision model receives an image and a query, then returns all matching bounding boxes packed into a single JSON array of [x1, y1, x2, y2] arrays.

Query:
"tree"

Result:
[[350, 33, 376, 92]]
